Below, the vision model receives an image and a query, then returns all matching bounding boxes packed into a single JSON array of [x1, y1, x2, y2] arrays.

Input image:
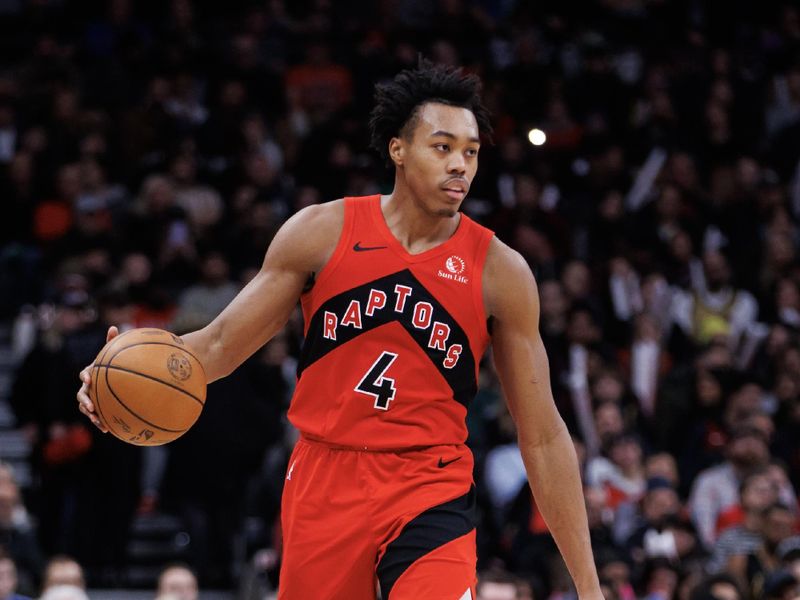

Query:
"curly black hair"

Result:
[[369, 59, 493, 164]]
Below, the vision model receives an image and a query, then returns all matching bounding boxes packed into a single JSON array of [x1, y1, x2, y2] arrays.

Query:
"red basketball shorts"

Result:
[[278, 436, 477, 599]]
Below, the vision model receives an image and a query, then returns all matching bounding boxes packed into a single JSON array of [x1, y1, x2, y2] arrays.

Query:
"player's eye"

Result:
[[466, 148, 479, 157], [434, 144, 449, 152]]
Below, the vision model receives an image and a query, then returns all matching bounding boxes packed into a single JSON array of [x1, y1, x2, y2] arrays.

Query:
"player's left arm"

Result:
[[485, 238, 602, 599]]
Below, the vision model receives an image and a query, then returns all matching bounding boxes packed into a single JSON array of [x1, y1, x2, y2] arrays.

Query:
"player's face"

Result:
[[394, 102, 480, 218]]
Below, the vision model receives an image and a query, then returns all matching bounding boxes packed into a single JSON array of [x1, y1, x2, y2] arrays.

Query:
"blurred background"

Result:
[[1, 0, 800, 599]]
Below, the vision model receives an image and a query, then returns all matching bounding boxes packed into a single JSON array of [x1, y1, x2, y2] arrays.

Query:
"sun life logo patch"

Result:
[[438, 255, 468, 283]]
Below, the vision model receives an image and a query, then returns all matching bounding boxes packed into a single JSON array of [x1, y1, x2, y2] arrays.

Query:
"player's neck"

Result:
[[382, 186, 460, 254]]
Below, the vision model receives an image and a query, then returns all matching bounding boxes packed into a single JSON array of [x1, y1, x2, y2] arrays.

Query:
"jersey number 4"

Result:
[[355, 351, 398, 410]]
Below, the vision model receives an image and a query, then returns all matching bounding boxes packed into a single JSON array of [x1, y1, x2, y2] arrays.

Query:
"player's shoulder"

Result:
[[483, 236, 538, 318], [484, 236, 535, 284], [291, 198, 345, 228], [268, 199, 345, 270], [279, 198, 345, 242]]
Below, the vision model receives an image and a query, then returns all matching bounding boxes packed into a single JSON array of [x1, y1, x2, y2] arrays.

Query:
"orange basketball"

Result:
[[91, 328, 206, 446]]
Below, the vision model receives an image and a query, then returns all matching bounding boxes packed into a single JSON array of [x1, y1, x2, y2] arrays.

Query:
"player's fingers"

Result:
[[106, 325, 119, 343], [76, 392, 107, 432], [77, 382, 95, 414], [88, 415, 108, 432], [78, 355, 109, 433]]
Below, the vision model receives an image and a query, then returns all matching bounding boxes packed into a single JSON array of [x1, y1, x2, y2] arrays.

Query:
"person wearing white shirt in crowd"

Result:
[[38, 586, 87, 600]]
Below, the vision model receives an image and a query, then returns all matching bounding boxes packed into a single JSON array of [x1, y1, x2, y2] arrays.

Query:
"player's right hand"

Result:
[[76, 325, 119, 433]]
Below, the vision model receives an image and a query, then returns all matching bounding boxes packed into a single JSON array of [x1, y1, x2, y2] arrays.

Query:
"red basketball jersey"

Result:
[[288, 195, 495, 449]]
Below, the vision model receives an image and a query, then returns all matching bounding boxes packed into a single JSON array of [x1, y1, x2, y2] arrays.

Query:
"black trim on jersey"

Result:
[[297, 269, 477, 407], [377, 487, 476, 599]]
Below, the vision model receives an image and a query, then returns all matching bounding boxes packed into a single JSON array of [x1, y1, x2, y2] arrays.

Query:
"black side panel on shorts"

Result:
[[377, 487, 476, 599]]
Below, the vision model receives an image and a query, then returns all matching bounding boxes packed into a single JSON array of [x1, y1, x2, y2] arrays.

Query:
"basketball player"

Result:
[[77, 61, 602, 599]]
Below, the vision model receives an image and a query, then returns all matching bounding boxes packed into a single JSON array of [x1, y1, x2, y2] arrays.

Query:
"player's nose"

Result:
[[446, 152, 466, 174]]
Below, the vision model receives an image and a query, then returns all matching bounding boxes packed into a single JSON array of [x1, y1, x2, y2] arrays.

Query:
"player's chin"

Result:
[[436, 196, 464, 217]]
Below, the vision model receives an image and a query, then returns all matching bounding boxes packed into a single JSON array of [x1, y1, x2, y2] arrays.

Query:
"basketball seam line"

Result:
[[107, 340, 206, 380], [94, 364, 205, 406], [100, 365, 190, 433], [93, 364, 172, 445]]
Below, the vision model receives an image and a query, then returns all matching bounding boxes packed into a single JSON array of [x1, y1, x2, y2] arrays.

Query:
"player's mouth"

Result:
[[441, 180, 468, 201]]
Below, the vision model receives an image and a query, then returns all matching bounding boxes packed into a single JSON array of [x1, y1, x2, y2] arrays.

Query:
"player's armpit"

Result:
[[183, 200, 345, 382]]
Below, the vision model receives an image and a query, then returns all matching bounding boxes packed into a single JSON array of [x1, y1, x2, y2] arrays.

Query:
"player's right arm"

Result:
[[77, 200, 344, 429], [181, 201, 343, 382]]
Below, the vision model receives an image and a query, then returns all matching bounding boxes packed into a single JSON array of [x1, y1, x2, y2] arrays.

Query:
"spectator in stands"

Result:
[[777, 536, 800, 584], [717, 459, 797, 532], [688, 425, 771, 549], [476, 568, 521, 600], [41, 557, 83, 591], [483, 403, 527, 523], [155, 564, 198, 600], [599, 577, 620, 600], [0, 466, 12, 488], [170, 251, 240, 333], [0, 554, 30, 600], [284, 40, 353, 121], [707, 468, 776, 573], [688, 573, 744, 600], [640, 557, 681, 600], [169, 153, 223, 238], [122, 174, 182, 258], [38, 586, 88, 600], [9, 287, 99, 557], [0, 481, 41, 593], [586, 432, 647, 512], [596, 548, 636, 600], [644, 454, 680, 489], [618, 477, 682, 565], [584, 484, 618, 562], [728, 503, 797, 597], [537, 279, 570, 414], [762, 569, 800, 600], [563, 305, 615, 451], [594, 402, 626, 454], [0, 466, 30, 542], [669, 250, 759, 355]]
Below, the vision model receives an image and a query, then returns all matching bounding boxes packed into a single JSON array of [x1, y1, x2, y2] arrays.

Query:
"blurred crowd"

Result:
[[0, 552, 200, 600], [2, 0, 800, 598]]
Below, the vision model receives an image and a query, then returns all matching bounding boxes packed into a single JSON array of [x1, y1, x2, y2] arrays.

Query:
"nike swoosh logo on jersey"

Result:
[[437, 456, 462, 468], [353, 241, 388, 252]]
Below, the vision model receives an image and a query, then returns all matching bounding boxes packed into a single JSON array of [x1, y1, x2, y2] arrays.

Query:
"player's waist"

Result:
[[299, 432, 466, 454]]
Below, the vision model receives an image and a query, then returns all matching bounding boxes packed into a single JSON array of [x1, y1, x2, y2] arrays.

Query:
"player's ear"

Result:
[[388, 137, 404, 167]]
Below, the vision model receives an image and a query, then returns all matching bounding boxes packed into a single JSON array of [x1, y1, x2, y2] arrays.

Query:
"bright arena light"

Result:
[[528, 128, 546, 146]]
